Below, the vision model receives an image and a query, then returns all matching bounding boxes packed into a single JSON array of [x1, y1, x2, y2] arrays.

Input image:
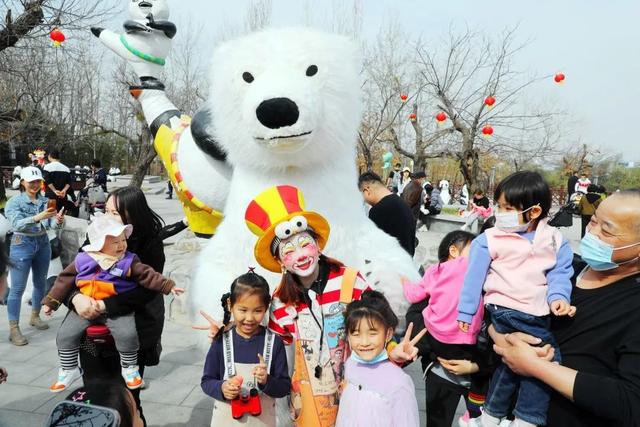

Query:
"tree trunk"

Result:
[[0, 178, 6, 204], [357, 133, 374, 171], [0, 1, 45, 52], [457, 131, 480, 188], [414, 153, 428, 173], [129, 128, 156, 188], [459, 149, 480, 188]]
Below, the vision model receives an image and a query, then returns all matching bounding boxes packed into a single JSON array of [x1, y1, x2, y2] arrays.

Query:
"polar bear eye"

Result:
[[242, 72, 254, 83], [306, 65, 318, 77]]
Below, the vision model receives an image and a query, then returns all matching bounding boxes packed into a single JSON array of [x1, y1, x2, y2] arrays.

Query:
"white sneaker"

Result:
[[50, 367, 82, 393], [460, 418, 483, 427], [121, 365, 143, 389], [506, 419, 536, 427], [480, 412, 503, 427]]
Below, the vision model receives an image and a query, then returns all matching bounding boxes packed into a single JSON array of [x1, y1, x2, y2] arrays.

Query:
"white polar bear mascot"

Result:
[[92, 13, 420, 325], [195, 28, 420, 323]]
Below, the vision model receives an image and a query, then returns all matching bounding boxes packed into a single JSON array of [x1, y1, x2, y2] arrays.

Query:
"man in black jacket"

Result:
[[43, 150, 76, 213], [90, 159, 108, 193], [358, 171, 416, 256], [567, 171, 579, 202]]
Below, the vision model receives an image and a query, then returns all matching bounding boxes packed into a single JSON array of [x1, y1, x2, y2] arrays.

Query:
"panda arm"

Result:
[[123, 20, 150, 34], [147, 20, 177, 39]]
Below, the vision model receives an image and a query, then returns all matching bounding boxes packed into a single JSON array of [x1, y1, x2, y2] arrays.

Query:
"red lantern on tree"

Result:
[[435, 111, 447, 125], [554, 73, 565, 84], [409, 113, 417, 122], [400, 94, 408, 102], [50, 28, 66, 47], [484, 95, 496, 108], [482, 125, 494, 138]]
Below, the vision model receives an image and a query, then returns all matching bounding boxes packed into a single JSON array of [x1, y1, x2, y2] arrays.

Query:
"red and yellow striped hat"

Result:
[[245, 185, 330, 272]]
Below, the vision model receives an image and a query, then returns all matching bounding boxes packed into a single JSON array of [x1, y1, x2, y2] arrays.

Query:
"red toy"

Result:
[[230, 376, 261, 419]]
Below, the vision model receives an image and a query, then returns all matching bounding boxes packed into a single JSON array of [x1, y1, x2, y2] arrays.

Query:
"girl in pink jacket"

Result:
[[404, 230, 489, 421]]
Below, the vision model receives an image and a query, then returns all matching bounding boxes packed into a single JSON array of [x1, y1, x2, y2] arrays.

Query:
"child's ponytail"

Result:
[[214, 292, 232, 341]]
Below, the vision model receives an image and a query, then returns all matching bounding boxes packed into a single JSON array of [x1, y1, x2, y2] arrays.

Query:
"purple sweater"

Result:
[[75, 251, 137, 294], [201, 327, 290, 401], [336, 358, 420, 427]]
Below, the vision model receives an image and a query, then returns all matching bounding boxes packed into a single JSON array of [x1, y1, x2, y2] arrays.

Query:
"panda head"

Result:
[[209, 27, 363, 171], [129, 0, 169, 21]]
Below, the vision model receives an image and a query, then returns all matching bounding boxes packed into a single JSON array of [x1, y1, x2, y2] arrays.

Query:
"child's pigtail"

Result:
[[214, 292, 232, 341]]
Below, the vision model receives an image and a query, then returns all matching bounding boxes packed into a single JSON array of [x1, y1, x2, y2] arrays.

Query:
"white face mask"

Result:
[[495, 205, 537, 233]]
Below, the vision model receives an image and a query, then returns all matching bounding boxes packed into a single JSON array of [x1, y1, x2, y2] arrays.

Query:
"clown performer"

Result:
[[241, 185, 426, 427]]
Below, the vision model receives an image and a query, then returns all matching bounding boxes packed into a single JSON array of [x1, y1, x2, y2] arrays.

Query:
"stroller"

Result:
[[549, 193, 581, 228], [78, 178, 106, 220]]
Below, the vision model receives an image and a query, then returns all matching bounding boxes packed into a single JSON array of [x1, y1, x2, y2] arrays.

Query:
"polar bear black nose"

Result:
[[256, 98, 299, 129]]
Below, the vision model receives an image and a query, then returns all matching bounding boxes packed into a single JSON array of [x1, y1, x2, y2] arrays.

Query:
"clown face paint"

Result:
[[278, 231, 320, 277]]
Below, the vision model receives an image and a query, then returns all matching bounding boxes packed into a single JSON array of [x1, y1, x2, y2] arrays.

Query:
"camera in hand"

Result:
[[231, 383, 262, 419]]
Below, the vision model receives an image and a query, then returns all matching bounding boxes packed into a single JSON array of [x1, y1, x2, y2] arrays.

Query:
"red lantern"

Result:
[[554, 73, 565, 84], [435, 112, 447, 125], [400, 94, 408, 102], [484, 95, 496, 108], [482, 125, 494, 138], [50, 28, 66, 47], [409, 113, 417, 122]]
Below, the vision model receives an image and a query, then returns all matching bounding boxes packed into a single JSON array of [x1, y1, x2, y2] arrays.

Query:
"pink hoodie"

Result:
[[404, 256, 483, 344]]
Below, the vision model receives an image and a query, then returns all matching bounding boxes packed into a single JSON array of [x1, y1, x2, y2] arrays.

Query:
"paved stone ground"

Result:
[[0, 181, 582, 426]]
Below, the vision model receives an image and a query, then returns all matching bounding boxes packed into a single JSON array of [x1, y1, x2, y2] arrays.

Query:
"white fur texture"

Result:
[[186, 28, 420, 326]]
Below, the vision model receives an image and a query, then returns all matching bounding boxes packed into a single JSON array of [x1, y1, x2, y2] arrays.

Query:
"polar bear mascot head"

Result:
[[209, 27, 361, 171]]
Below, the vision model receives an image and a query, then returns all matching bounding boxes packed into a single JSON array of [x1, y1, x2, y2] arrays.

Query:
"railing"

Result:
[[441, 184, 568, 207]]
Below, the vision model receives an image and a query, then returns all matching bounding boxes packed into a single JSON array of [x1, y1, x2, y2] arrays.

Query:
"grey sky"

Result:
[[116, 0, 640, 161]]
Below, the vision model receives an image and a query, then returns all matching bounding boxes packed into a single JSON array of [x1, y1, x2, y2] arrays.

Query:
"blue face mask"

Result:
[[350, 349, 388, 365], [579, 232, 640, 271]]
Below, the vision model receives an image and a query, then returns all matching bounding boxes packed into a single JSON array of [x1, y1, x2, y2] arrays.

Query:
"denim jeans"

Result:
[[484, 304, 561, 426], [7, 234, 51, 321]]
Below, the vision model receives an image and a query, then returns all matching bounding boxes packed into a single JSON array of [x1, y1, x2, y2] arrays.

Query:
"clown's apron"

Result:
[[210, 329, 277, 427], [289, 268, 357, 427]]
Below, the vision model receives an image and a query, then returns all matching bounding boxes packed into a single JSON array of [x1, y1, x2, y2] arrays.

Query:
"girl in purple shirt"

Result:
[[336, 290, 419, 427]]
